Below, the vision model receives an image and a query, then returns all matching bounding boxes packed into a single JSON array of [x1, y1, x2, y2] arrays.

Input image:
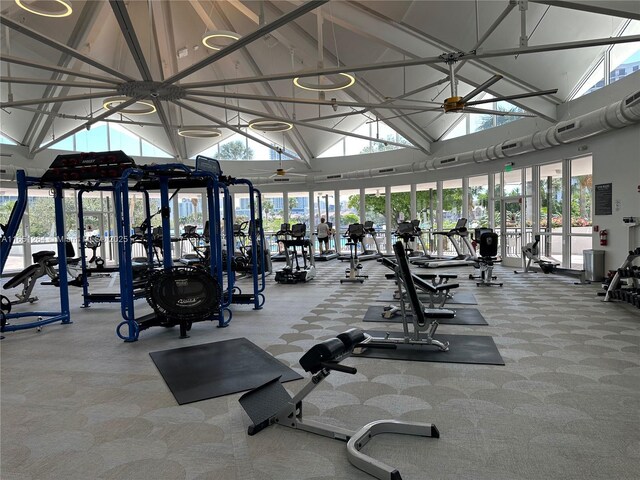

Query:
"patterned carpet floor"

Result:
[[1, 259, 639, 480]]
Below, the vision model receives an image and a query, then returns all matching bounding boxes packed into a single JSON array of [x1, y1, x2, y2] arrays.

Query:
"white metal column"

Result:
[[488, 174, 496, 230], [410, 184, 417, 220], [437, 181, 443, 256], [201, 192, 208, 227], [283, 191, 289, 223], [308, 191, 315, 234], [334, 188, 340, 238], [562, 158, 571, 268], [385, 185, 392, 253], [359, 187, 366, 223], [172, 195, 180, 258], [462, 177, 469, 220]]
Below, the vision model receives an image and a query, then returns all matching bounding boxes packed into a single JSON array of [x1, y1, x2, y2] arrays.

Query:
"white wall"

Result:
[[591, 126, 640, 271]]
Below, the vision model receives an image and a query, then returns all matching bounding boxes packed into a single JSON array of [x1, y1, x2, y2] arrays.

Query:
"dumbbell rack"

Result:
[[602, 248, 640, 307]]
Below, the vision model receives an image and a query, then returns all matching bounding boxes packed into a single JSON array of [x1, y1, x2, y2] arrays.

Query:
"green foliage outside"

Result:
[[477, 104, 521, 132], [261, 199, 285, 232], [217, 140, 254, 160], [359, 134, 411, 154]]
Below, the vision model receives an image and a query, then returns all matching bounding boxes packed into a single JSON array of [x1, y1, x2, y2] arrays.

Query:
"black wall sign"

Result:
[[594, 183, 612, 216]]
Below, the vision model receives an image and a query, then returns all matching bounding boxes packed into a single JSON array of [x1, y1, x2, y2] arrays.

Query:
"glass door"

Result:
[[501, 196, 523, 267]]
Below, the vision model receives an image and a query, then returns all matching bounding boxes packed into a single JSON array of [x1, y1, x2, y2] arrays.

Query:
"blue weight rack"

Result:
[[1, 170, 71, 335]]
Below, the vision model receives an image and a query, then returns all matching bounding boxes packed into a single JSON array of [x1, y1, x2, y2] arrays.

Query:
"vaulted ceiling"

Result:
[[1, 0, 638, 168]]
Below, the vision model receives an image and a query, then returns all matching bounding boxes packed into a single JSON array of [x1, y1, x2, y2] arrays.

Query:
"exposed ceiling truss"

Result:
[[0, 0, 638, 162]]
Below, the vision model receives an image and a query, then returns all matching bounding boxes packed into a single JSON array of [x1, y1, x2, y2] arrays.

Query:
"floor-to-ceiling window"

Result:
[[442, 179, 463, 255], [338, 189, 360, 252], [539, 162, 564, 263], [416, 182, 438, 254], [288, 191, 310, 228], [468, 175, 489, 229], [0, 187, 25, 271], [569, 156, 593, 268]]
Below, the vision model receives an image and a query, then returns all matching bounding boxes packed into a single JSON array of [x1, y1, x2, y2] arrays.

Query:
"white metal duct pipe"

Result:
[[246, 91, 640, 187]]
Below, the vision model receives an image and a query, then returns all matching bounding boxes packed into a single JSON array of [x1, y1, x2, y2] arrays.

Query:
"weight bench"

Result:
[[380, 256, 458, 318], [239, 328, 440, 480]]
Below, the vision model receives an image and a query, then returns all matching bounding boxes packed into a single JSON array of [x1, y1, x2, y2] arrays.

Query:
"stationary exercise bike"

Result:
[[341, 223, 367, 284], [471, 231, 503, 287], [85, 235, 105, 269]]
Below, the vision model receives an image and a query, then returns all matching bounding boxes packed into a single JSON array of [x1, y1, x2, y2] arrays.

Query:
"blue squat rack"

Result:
[[0, 170, 71, 334]]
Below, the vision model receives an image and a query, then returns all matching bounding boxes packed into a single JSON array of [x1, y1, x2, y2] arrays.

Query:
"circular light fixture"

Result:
[[293, 73, 356, 92], [248, 118, 293, 133], [103, 96, 156, 115], [15, 0, 72, 18], [177, 127, 222, 138], [201, 30, 241, 50]]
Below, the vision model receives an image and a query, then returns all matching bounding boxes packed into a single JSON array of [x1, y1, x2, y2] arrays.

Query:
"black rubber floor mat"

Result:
[[150, 338, 302, 405], [353, 331, 504, 365], [362, 305, 488, 325], [375, 290, 477, 305]]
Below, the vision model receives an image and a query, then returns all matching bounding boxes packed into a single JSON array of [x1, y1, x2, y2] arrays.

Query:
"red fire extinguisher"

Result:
[[599, 229, 608, 246]]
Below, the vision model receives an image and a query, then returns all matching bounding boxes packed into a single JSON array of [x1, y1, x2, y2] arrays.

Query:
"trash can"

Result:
[[583, 249, 605, 282]]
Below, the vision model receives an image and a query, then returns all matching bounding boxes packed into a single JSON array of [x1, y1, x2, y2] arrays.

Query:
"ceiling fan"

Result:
[[250, 147, 308, 178], [384, 52, 558, 120]]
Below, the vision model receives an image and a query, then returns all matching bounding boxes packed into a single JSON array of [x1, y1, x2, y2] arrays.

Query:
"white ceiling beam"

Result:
[[0, 15, 135, 82], [15, 1, 107, 153], [183, 95, 418, 150], [176, 32, 640, 90], [109, 0, 181, 159], [329, 1, 557, 121], [0, 77, 116, 89], [0, 55, 120, 84], [184, 90, 446, 111], [203, 0, 314, 168], [174, 99, 300, 160], [530, 0, 640, 20], [164, 0, 327, 85], [2, 91, 117, 109], [262, 1, 432, 153], [33, 97, 142, 154], [150, 1, 187, 158]]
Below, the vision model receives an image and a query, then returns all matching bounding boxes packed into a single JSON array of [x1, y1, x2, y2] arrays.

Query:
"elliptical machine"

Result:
[[274, 223, 316, 283], [341, 223, 367, 284]]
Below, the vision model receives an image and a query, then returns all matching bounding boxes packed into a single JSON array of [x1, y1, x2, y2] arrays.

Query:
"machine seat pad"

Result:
[[4, 264, 40, 289], [438, 273, 458, 279], [424, 308, 456, 319], [413, 275, 459, 292], [417, 273, 438, 280], [299, 338, 345, 374], [32, 251, 56, 263], [336, 328, 366, 351]]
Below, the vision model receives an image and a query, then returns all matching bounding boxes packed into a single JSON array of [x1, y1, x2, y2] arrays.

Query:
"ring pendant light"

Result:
[[202, 30, 242, 50], [248, 118, 293, 133], [177, 127, 222, 138], [103, 97, 156, 115], [15, 0, 72, 17], [293, 73, 355, 92]]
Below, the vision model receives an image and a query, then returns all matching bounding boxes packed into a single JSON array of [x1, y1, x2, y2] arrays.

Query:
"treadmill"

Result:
[[314, 222, 339, 261], [395, 220, 427, 258], [271, 223, 291, 262], [361, 221, 384, 260], [414, 218, 478, 268]]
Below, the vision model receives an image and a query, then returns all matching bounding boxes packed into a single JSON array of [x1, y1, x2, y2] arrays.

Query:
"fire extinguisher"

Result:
[[599, 229, 608, 246]]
